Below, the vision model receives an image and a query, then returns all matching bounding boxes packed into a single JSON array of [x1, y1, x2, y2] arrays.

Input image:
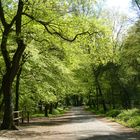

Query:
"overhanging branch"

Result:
[[22, 12, 99, 42]]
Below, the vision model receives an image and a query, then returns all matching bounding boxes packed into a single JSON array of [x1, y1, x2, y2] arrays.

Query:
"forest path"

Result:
[[0, 107, 140, 140]]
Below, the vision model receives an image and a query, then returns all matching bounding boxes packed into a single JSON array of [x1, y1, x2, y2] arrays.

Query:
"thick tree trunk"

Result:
[[0, 74, 16, 130], [0, 0, 25, 130]]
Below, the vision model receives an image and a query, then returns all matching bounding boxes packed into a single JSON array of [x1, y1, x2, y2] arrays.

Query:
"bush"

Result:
[[116, 108, 140, 131], [31, 113, 44, 118], [52, 109, 60, 115], [117, 108, 140, 122], [106, 109, 121, 117], [49, 107, 67, 116], [127, 116, 140, 128]]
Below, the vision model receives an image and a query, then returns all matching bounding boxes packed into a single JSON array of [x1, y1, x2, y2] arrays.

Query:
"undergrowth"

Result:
[[31, 107, 68, 118], [86, 106, 140, 131]]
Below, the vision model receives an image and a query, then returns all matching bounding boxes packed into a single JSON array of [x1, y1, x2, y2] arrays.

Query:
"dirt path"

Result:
[[0, 107, 140, 140]]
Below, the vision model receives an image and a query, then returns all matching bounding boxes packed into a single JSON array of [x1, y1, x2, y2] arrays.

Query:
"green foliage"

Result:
[[31, 113, 44, 118], [117, 109, 140, 122], [127, 116, 140, 128], [49, 107, 68, 117], [0, 0, 140, 130], [116, 109, 140, 131], [106, 109, 121, 117]]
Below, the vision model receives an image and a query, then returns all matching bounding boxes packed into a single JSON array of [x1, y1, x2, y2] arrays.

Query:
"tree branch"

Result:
[[135, 0, 140, 11], [10, 0, 26, 81], [22, 12, 51, 25], [22, 12, 99, 42], [0, 0, 8, 27]]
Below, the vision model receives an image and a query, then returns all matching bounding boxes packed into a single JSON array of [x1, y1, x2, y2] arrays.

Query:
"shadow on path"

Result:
[[22, 108, 96, 127], [0, 107, 140, 140], [78, 132, 140, 140]]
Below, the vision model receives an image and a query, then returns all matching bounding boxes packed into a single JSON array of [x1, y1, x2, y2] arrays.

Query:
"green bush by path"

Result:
[[31, 113, 44, 118], [49, 107, 69, 117], [86, 107, 140, 131], [31, 107, 69, 118], [106, 109, 121, 117], [116, 108, 140, 131], [117, 108, 140, 121]]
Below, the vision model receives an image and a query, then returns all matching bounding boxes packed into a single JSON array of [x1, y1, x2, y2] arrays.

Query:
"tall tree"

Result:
[[0, 0, 96, 129]]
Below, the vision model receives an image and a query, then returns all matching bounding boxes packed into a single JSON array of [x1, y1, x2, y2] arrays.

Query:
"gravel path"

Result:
[[0, 107, 140, 140]]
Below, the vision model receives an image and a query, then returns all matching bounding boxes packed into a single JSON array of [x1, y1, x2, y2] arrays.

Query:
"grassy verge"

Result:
[[31, 107, 69, 118], [48, 107, 69, 117], [85, 106, 140, 131], [85, 106, 106, 117], [115, 109, 140, 131]]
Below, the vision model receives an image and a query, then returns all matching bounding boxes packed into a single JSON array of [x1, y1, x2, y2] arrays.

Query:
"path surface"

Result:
[[0, 107, 140, 140]]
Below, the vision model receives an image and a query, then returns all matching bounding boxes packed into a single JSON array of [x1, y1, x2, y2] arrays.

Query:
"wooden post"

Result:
[[13, 111, 22, 126]]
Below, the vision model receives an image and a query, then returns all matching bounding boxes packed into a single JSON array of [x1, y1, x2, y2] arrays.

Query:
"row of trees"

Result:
[[0, 0, 139, 130]]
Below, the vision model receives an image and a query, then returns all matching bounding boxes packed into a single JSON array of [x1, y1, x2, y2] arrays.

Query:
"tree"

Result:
[[0, 0, 26, 129], [0, 0, 96, 129]]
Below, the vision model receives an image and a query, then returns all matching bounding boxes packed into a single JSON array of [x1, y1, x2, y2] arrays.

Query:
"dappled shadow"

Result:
[[0, 128, 139, 140], [0, 107, 139, 140], [78, 132, 140, 140], [21, 113, 96, 127]]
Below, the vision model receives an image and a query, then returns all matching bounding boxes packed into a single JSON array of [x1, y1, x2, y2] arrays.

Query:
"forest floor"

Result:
[[0, 107, 140, 140]]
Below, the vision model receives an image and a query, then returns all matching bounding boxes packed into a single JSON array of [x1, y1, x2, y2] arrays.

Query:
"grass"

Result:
[[48, 107, 69, 117], [86, 106, 140, 131], [31, 107, 69, 118], [31, 113, 44, 118], [85, 106, 106, 117]]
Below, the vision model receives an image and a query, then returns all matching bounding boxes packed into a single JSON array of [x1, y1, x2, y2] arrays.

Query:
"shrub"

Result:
[[115, 108, 140, 131], [31, 113, 44, 118], [117, 108, 140, 122], [127, 116, 140, 128], [52, 109, 60, 115], [106, 109, 121, 117]]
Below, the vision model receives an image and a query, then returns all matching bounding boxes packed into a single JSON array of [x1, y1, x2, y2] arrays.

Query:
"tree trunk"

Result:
[[15, 67, 22, 111], [96, 78, 107, 113], [44, 104, 49, 117], [116, 78, 131, 109], [111, 87, 115, 109], [49, 103, 53, 114], [0, 74, 16, 130], [0, 0, 25, 130], [95, 87, 99, 110], [38, 101, 43, 113], [54, 102, 58, 109], [65, 96, 71, 106], [0, 98, 4, 111]]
